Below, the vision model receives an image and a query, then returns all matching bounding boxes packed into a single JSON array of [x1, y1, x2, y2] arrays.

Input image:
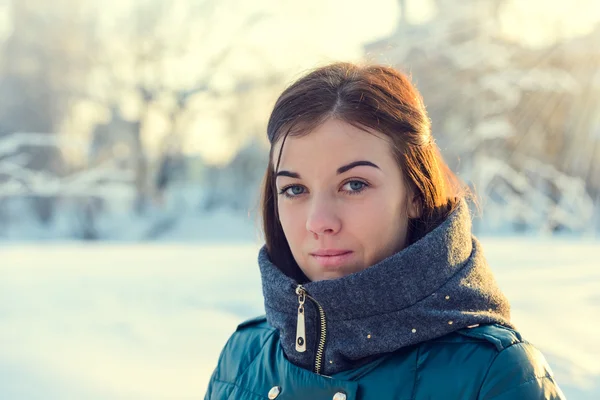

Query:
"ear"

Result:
[[407, 193, 422, 219]]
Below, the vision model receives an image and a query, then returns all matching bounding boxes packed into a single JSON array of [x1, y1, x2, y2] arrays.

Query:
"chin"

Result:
[[306, 265, 362, 282], [313, 273, 345, 281]]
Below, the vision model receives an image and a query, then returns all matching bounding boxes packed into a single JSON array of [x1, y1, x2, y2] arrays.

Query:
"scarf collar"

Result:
[[258, 200, 513, 375]]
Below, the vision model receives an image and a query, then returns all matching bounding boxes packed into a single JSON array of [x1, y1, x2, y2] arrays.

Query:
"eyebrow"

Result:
[[275, 160, 380, 179]]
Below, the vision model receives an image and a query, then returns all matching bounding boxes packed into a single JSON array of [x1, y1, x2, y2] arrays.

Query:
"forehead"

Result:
[[272, 119, 394, 168]]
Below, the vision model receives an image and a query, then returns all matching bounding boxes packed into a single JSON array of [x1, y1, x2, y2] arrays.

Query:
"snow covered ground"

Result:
[[0, 238, 598, 399]]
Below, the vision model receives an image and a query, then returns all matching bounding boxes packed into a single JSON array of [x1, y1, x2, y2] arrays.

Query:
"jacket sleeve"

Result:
[[478, 342, 566, 400]]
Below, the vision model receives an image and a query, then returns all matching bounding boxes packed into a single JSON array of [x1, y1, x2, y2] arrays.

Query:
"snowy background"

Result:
[[1, 238, 599, 399], [1, 0, 599, 399]]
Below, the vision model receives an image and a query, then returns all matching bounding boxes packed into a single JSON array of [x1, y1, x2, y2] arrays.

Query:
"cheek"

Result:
[[278, 203, 306, 242], [352, 202, 398, 238], [352, 192, 407, 248], [360, 191, 403, 223]]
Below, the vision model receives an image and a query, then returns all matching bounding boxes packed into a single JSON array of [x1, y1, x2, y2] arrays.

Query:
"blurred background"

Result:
[[0, 0, 599, 399]]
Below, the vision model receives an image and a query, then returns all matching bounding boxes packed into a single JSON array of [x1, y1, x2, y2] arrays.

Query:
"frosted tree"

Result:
[[365, 0, 595, 233], [0, 133, 134, 238], [67, 0, 275, 216], [202, 137, 268, 213], [0, 0, 94, 223]]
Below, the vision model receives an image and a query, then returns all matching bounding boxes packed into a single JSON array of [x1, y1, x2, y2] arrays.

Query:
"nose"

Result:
[[305, 195, 341, 237]]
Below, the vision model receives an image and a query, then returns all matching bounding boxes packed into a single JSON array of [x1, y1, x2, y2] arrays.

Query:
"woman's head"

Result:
[[261, 62, 465, 282]]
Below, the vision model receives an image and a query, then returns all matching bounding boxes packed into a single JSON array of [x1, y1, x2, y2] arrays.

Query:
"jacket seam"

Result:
[[481, 374, 554, 400], [410, 344, 422, 400], [475, 342, 536, 399]]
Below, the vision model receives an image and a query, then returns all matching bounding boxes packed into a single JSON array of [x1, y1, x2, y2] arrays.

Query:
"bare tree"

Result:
[[0, 0, 94, 223], [72, 0, 273, 214]]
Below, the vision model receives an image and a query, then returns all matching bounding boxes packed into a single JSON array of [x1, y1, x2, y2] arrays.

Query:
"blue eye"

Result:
[[342, 180, 368, 194], [279, 181, 369, 198], [279, 185, 305, 198], [349, 181, 364, 190]]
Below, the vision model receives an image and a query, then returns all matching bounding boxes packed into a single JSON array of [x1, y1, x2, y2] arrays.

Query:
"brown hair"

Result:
[[261, 62, 467, 281]]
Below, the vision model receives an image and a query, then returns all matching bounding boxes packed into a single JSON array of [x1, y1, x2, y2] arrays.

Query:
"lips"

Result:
[[310, 249, 352, 257], [310, 249, 354, 268]]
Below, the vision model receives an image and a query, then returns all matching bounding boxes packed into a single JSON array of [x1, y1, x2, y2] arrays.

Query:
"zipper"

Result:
[[295, 284, 327, 375], [295, 286, 307, 352]]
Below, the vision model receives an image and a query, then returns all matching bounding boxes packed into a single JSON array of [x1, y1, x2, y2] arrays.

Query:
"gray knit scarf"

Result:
[[258, 200, 514, 376]]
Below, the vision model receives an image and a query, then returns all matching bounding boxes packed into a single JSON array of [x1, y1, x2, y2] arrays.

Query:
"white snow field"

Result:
[[0, 238, 598, 399]]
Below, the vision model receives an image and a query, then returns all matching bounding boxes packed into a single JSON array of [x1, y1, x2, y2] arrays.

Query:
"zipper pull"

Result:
[[295, 285, 307, 353]]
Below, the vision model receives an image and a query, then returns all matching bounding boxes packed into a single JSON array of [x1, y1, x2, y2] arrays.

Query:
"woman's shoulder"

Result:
[[211, 315, 277, 381], [421, 324, 564, 399], [467, 325, 564, 399], [222, 314, 276, 355], [420, 323, 527, 365]]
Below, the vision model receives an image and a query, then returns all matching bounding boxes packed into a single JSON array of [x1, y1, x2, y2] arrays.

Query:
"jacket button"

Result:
[[268, 386, 281, 399], [333, 392, 347, 400]]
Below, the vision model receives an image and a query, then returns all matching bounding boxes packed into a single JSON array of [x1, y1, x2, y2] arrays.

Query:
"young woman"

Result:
[[204, 63, 565, 399]]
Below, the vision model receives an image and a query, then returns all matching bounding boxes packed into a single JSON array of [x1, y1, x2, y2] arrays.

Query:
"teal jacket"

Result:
[[204, 316, 564, 400]]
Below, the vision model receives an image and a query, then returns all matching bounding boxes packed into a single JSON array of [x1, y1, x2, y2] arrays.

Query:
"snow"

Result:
[[475, 156, 596, 234], [0, 133, 134, 199], [0, 238, 598, 399], [482, 237, 600, 398]]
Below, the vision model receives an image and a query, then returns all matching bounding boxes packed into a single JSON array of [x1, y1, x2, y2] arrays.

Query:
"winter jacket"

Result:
[[204, 316, 564, 399], [205, 200, 565, 399]]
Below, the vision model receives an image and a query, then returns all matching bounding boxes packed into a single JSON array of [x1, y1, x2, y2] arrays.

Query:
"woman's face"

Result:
[[274, 118, 420, 282]]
